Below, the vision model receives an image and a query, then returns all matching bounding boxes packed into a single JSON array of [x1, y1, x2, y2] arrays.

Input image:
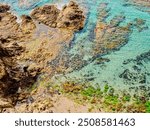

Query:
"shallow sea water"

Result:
[[1, 0, 150, 89]]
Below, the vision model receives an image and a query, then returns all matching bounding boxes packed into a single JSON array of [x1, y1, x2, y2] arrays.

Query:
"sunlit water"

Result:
[[1, 0, 150, 89]]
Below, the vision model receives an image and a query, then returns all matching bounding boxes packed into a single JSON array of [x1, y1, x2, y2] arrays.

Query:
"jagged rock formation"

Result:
[[20, 15, 36, 34], [0, 4, 10, 13], [0, 2, 85, 111], [0, 4, 38, 99], [31, 1, 85, 31], [31, 5, 60, 28], [56, 1, 85, 31]]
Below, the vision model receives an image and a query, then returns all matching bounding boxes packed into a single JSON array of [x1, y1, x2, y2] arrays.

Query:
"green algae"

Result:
[[81, 86, 102, 97], [145, 101, 150, 113], [51, 81, 150, 113]]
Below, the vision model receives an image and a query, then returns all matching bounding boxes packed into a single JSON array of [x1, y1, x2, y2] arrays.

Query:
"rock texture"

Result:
[[94, 3, 131, 55], [20, 15, 36, 34], [31, 1, 85, 31], [129, 0, 150, 7], [0, 2, 85, 111], [0, 4, 10, 13], [31, 5, 60, 28], [56, 1, 85, 31], [0, 4, 37, 99]]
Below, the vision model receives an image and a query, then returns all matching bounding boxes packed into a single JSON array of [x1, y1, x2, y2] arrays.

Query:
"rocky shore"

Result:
[[0, 1, 150, 113], [0, 1, 86, 112]]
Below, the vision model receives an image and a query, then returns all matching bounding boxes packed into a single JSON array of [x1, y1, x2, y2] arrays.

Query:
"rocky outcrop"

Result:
[[31, 1, 85, 31], [94, 3, 131, 55], [0, 4, 38, 99], [21, 15, 36, 34], [0, 4, 10, 13], [56, 1, 85, 31], [31, 5, 60, 28], [0, 1, 85, 111]]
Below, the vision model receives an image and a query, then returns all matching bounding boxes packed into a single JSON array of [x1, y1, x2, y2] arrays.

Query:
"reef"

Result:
[[94, 3, 131, 56], [128, 0, 150, 7]]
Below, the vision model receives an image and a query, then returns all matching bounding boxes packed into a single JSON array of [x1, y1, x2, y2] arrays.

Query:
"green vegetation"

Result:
[[145, 101, 150, 113], [123, 94, 131, 102], [104, 84, 109, 93], [81, 86, 102, 97], [35, 79, 150, 113], [104, 95, 119, 105]]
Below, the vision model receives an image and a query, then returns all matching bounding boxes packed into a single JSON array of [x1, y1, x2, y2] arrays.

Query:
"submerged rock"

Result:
[[94, 4, 131, 55], [128, 0, 150, 7]]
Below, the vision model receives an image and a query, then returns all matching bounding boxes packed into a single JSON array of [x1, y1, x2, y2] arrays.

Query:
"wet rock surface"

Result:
[[94, 4, 131, 55]]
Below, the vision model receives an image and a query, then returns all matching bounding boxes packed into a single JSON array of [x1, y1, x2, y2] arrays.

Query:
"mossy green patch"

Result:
[[81, 86, 102, 97], [104, 95, 119, 105], [145, 101, 150, 113]]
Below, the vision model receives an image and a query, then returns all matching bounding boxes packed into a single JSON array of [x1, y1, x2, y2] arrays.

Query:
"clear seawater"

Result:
[[1, 0, 150, 89]]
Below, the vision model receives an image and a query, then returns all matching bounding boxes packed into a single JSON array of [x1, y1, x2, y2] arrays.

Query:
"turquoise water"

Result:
[[1, 0, 150, 89]]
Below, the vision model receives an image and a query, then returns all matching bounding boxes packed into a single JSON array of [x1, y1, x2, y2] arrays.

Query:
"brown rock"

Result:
[[31, 1, 85, 31], [0, 4, 10, 13], [0, 98, 12, 108], [21, 15, 36, 34], [31, 5, 60, 28], [56, 1, 85, 31]]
